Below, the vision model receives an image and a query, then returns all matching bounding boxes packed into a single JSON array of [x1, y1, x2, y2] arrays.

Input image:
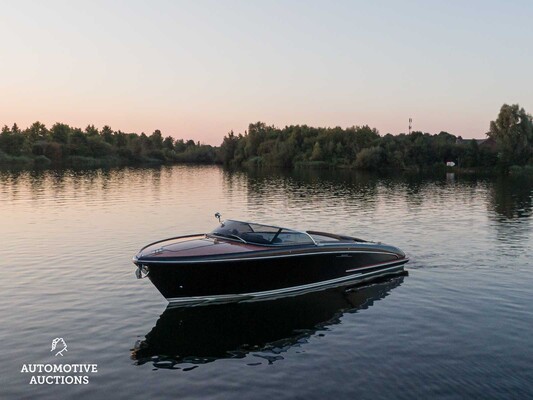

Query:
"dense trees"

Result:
[[218, 123, 498, 171], [0, 122, 216, 167], [217, 105, 532, 172], [1, 104, 531, 171], [488, 104, 533, 167]]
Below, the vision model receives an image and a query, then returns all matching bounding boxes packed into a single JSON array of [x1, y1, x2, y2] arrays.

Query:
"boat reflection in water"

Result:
[[131, 273, 407, 369]]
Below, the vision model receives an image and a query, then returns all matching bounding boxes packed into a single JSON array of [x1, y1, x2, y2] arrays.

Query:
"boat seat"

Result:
[[240, 233, 271, 244]]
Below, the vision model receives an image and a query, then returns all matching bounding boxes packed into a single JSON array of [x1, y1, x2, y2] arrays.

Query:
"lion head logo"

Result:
[[51, 338, 68, 356]]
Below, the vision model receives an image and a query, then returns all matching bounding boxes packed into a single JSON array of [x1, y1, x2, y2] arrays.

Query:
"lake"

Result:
[[1, 165, 532, 399]]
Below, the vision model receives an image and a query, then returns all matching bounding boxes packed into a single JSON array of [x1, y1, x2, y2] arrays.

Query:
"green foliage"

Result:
[[488, 104, 533, 166], [33, 155, 52, 167], [219, 124, 382, 168], [173, 144, 217, 163], [0, 125, 26, 156], [2, 103, 531, 172], [163, 136, 174, 150], [218, 131, 240, 165], [150, 129, 163, 149], [310, 142, 323, 161], [355, 146, 383, 169], [0, 121, 216, 168], [101, 125, 114, 145], [50, 123, 71, 144], [0, 149, 33, 166], [85, 124, 99, 137], [43, 142, 63, 163], [27, 122, 49, 143], [216, 108, 532, 172], [218, 123, 490, 171]]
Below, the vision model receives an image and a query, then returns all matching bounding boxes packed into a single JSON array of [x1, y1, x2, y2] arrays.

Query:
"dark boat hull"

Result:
[[139, 251, 408, 305]]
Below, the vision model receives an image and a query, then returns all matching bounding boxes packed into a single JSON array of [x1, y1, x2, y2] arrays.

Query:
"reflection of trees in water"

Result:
[[0, 170, 19, 201], [488, 176, 533, 220], [224, 169, 491, 227], [131, 275, 405, 369], [222, 168, 381, 224], [0, 166, 166, 203], [487, 176, 532, 247], [383, 173, 485, 211]]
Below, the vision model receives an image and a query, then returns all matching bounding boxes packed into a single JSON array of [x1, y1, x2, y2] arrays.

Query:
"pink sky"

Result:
[[1, 1, 532, 145]]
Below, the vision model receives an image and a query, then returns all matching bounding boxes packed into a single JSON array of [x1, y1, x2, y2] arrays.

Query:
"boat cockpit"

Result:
[[207, 219, 367, 246]]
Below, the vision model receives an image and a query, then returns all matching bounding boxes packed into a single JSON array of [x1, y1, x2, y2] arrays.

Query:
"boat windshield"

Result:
[[208, 220, 315, 246]]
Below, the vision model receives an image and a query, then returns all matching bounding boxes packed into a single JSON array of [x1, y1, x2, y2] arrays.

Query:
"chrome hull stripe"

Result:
[[135, 250, 402, 264], [344, 258, 407, 273], [165, 262, 407, 306]]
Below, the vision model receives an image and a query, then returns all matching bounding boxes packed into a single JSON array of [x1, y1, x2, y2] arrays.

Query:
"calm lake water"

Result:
[[1, 165, 532, 399]]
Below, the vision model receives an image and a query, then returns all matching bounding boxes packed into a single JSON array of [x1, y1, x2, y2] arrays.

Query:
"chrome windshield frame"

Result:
[[206, 231, 248, 244], [214, 219, 318, 246]]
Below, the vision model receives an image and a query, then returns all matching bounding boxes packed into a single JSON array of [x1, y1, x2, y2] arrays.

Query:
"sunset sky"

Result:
[[1, 0, 532, 145]]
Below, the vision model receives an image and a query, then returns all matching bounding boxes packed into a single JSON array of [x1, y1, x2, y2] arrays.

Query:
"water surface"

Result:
[[1, 166, 532, 399]]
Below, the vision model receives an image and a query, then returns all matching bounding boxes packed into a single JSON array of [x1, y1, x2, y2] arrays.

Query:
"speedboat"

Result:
[[133, 214, 408, 305]]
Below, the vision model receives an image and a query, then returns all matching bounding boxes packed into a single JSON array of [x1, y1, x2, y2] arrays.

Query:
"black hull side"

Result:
[[142, 252, 408, 304]]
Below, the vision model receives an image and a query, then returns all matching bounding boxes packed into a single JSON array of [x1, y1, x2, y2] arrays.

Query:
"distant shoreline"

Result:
[[2, 103, 532, 173], [0, 153, 218, 169], [0, 157, 522, 177]]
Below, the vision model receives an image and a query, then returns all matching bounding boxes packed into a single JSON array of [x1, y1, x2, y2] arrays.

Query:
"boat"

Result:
[[132, 214, 408, 305]]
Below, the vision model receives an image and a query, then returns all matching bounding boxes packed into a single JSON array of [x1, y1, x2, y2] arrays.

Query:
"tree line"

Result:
[[0, 123, 216, 167], [1, 103, 531, 172], [219, 123, 500, 170], [219, 104, 532, 172]]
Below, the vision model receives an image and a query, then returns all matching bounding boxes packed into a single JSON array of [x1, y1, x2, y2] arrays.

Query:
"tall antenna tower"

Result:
[[409, 118, 412, 134]]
